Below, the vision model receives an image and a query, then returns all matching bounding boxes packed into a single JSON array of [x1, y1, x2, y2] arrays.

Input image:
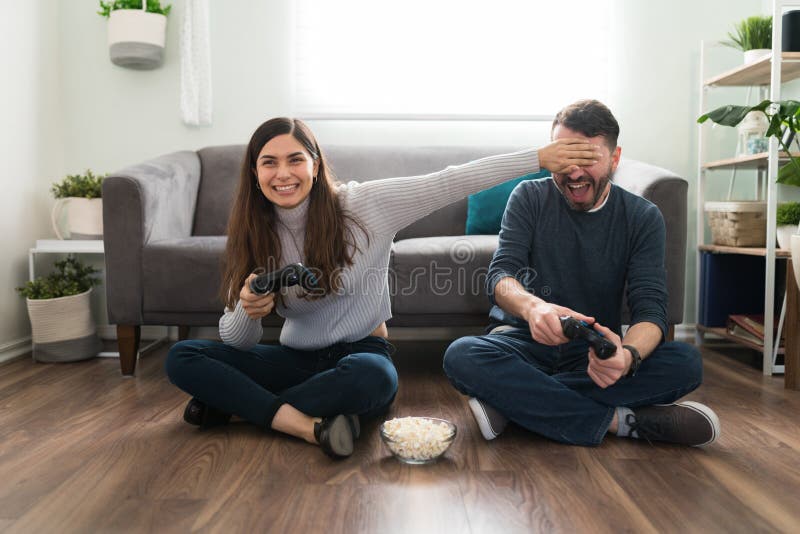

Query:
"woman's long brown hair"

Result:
[[220, 118, 366, 308]]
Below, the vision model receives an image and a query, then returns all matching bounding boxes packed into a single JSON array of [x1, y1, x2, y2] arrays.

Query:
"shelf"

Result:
[[699, 244, 791, 257], [696, 324, 784, 355], [31, 239, 104, 254], [703, 52, 800, 87], [702, 152, 800, 170]]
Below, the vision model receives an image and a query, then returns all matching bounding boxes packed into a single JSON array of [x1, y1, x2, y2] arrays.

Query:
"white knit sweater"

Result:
[[219, 148, 540, 351]]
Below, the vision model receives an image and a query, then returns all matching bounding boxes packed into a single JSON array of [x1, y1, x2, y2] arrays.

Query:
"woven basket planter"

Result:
[[705, 201, 767, 247], [26, 289, 102, 362]]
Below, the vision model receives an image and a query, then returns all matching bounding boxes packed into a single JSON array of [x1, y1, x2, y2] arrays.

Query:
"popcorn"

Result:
[[381, 417, 455, 462]]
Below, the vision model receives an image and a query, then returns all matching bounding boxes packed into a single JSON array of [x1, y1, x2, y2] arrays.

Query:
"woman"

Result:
[[166, 118, 599, 458]]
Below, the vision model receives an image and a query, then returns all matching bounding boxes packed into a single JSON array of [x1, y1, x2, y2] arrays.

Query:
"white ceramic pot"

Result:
[[792, 234, 800, 288], [51, 197, 103, 240], [107, 9, 167, 69], [26, 289, 101, 362], [744, 48, 771, 64], [777, 225, 797, 250]]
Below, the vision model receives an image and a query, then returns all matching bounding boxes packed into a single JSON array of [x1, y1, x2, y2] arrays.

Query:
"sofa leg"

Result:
[[178, 326, 190, 341], [117, 325, 141, 376]]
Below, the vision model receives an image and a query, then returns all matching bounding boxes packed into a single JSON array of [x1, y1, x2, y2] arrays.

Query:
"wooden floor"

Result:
[[1, 340, 799, 534]]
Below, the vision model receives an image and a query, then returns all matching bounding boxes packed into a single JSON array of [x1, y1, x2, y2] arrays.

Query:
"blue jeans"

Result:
[[442, 328, 702, 446], [165, 336, 398, 428]]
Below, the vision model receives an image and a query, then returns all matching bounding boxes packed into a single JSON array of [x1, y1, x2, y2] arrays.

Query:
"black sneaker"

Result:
[[314, 414, 355, 458], [468, 397, 508, 441], [627, 401, 720, 447], [182, 398, 232, 429]]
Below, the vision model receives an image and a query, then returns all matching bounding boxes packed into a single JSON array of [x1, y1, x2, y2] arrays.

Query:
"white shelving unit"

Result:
[[696, 0, 800, 375]]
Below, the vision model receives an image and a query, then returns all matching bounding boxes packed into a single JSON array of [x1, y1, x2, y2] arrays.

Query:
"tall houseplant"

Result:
[[98, 0, 172, 69], [50, 170, 105, 240], [17, 257, 102, 362]]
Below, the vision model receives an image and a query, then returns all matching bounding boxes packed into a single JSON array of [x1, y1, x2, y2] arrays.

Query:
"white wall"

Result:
[[4, 0, 786, 353], [0, 0, 63, 358]]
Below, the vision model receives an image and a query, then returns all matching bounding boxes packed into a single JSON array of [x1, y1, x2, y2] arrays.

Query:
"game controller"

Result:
[[249, 263, 319, 295], [559, 316, 617, 359]]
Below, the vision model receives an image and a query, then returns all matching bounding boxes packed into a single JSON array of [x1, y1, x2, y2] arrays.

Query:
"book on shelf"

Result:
[[725, 314, 784, 346]]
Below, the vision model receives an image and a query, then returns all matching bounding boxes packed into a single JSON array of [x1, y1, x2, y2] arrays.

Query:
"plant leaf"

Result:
[[778, 160, 800, 186]]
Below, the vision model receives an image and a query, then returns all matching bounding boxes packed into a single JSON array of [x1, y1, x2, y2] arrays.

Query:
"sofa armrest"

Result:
[[615, 159, 688, 325], [103, 151, 201, 324]]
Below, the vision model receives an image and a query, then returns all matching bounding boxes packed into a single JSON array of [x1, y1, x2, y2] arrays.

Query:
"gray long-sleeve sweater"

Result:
[[219, 148, 540, 351]]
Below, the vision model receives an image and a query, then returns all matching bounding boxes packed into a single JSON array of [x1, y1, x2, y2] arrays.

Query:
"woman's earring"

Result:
[[255, 180, 261, 191], [313, 175, 318, 184]]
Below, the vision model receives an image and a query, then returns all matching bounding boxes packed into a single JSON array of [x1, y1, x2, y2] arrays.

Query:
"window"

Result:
[[294, 1, 611, 119]]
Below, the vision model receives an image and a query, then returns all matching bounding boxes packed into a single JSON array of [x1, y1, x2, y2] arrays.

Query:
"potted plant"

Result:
[[16, 257, 102, 362], [98, 0, 172, 69], [777, 202, 800, 249], [50, 170, 106, 240], [722, 15, 773, 64]]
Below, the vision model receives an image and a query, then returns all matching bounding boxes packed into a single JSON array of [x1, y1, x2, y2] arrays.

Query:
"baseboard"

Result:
[[0, 337, 32, 364]]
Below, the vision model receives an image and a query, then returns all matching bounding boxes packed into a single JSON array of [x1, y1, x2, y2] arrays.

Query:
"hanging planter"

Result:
[[98, 1, 172, 70]]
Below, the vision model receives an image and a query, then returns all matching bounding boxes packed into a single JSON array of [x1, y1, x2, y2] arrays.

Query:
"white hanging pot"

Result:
[[51, 198, 103, 240], [26, 289, 102, 362], [743, 49, 771, 64], [108, 9, 167, 69]]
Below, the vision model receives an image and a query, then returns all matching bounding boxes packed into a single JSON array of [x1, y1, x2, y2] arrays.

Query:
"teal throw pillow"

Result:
[[465, 170, 550, 234]]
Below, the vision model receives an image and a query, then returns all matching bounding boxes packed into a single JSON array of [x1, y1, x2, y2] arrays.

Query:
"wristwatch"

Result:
[[623, 345, 641, 377]]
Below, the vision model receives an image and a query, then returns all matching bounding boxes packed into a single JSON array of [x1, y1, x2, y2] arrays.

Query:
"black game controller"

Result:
[[249, 263, 319, 295], [560, 316, 617, 359]]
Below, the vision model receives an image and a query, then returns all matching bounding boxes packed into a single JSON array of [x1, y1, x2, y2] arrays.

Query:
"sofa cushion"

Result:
[[390, 235, 499, 315], [466, 170, 551, 234], [143, 236, 227, 313], [193, 145, 246, 236]]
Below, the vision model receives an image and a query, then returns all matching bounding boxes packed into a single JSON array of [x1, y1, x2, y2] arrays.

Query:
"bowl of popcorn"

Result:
[[379, 416, 457, 464]]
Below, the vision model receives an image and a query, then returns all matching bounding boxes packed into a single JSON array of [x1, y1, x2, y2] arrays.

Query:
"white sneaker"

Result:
[[468, 397, 508, 441]]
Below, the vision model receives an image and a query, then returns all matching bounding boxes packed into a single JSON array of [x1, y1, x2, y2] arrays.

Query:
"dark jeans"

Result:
[[442, 328, 702, 446], [165, 336, 398, 428]]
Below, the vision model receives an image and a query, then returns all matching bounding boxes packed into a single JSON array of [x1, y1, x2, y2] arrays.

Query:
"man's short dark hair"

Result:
[[552, 100, 619, 150]]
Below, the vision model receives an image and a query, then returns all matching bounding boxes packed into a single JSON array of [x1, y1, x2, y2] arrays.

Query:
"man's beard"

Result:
[[556, 164, 613, 212]]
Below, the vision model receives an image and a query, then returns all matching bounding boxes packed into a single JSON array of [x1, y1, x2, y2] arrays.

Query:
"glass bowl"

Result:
[[379, 416, 457, 464]]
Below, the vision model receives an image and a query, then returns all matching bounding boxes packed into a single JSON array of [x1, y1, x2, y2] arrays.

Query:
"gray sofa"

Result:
[[103, 145, 687, 375]]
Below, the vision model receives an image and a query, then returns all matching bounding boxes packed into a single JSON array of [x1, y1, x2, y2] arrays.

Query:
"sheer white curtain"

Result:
[[294, 0, 611, 119]]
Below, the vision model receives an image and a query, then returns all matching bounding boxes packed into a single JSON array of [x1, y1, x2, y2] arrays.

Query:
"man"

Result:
[[443, 100, 719, 447]]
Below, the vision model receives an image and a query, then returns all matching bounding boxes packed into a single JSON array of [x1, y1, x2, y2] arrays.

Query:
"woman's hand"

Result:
[[239, 273, 276, 320], [538, 138, 601, 174]]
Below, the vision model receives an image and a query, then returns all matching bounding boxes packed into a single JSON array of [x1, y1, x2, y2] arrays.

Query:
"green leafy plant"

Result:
[[721, 15, 772, 51], [98, 0, 172, 18], [16, 257, 100, 300], [50, 170, 105, 199], [777, 202, 800, 225], [698, 100, 800, 186]]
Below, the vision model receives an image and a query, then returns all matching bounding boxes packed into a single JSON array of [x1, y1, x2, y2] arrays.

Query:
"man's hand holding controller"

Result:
[[523, 301, 631, 388]]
